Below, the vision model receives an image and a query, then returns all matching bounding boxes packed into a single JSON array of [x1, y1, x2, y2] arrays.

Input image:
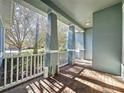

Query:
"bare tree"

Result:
[[5, 3, 37, 52], [37, 16, 48, 49], [58, 20, 68, 50]]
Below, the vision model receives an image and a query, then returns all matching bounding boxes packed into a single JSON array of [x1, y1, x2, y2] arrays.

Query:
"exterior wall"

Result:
[[93, 3, 122, 75], [84, 28, 92, 60]]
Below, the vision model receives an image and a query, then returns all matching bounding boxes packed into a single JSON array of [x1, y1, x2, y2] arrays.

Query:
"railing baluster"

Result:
[[1, 53, 45, 91], [37, 55, 39, 73], [41, 54, 43, 72], [16, 57, 19, 81], [11, 58, 13, 83], [4, 58, 7, 86], [21, 57, 24, 79], [39, 55, 41, 72], [30, 55, 32, 76], [58, 52, 60, 66], [26, 56, 28, 77], [34, 55, 36, 75]]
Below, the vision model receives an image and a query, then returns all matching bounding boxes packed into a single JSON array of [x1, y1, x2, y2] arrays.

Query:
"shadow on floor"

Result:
[[25, 62, 124, 93]]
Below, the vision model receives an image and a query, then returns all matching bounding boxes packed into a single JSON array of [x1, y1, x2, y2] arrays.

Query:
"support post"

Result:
[[122, 0, 124, 78], [45, 12, 59, 76], [0, 18, 4, 84], [33, 17, 39, 54], [68, 25, 75, 64]]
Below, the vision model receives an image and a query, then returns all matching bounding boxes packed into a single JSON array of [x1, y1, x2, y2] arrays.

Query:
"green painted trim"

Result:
[[40, 0, 84, 30]]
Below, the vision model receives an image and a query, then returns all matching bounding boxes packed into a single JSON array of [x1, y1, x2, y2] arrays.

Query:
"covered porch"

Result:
[[0, 0, 124, 93]]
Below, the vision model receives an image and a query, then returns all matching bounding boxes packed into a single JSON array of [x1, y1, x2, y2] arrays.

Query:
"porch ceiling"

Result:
[[51, 0, 121, 28]]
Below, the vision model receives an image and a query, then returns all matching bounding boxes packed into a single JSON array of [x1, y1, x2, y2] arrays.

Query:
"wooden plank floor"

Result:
[[2, 61, 124, 93]]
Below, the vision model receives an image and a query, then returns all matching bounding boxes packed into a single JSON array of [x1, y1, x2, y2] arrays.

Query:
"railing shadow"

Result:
[[25, 63, 124, 93]]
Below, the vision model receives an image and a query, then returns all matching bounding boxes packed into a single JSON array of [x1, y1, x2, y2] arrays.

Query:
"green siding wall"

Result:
[[93, 3, 122, 75]]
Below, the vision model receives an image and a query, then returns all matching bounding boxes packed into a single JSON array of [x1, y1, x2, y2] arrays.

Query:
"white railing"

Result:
[[75, 49, 84, 59], [0, 53, 45, 91], [59, 51, 68, 67], [0, 51, 72, 91], [58, 50, 84, 67]]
